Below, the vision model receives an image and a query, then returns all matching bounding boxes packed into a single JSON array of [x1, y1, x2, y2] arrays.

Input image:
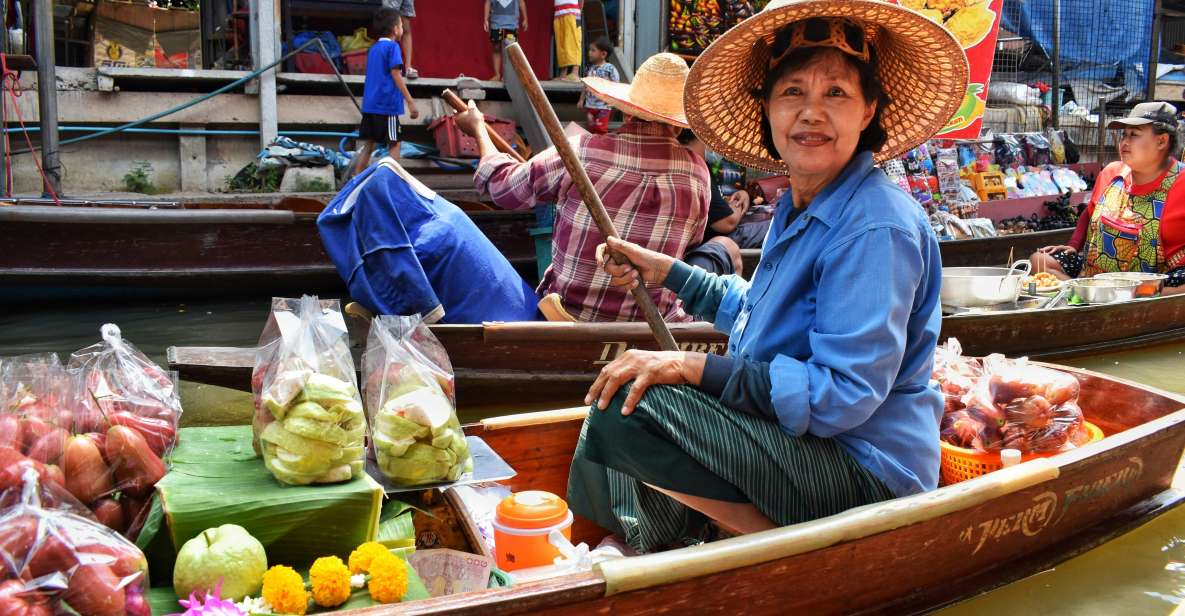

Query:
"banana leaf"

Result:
[[145, 426, 384, 573]]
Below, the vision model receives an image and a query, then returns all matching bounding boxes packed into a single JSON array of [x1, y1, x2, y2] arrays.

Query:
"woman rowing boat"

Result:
[[565, 0, 969, 552], [1031, 102, 1185, 295]]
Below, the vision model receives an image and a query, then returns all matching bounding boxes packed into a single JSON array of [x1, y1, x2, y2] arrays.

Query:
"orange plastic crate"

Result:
[[939, 421, 1104, 485]]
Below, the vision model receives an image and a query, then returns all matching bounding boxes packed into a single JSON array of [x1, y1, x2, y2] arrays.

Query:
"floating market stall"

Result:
[[7, 314, 1185, 614]]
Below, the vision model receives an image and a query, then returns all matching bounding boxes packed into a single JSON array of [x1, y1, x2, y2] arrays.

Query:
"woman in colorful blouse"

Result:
[[564, 0, 968, 552], [1032, 102, 1185, 294]]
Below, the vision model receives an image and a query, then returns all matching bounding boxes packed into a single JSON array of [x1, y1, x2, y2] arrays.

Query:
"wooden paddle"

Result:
[[441, 89, 526, 163], [503, 42, 679, 352]]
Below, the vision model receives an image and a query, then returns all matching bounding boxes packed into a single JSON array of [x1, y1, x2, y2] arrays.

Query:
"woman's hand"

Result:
[[585, 350, 706, 415], [1038, 245, 1077, 256], [597, 236, 676, 290], [453, 100, 485, 138], [728, 190, 751, 215]]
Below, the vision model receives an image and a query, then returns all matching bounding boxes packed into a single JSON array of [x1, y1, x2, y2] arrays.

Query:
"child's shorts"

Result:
[[359, 112, 399, 145], [490, 28, 517, 45], [586, 108, 610, 134]]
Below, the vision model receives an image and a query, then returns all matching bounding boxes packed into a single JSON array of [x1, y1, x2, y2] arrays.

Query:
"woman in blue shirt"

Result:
[[565, 0, 969, 552]]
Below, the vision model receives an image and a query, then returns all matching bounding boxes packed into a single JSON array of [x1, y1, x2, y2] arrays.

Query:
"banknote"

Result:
[[408, 548, 493, 597]]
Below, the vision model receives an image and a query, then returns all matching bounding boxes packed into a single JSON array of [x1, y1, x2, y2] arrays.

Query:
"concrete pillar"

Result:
[[254, 0, 278, 149], [178, 126, 208, 192]]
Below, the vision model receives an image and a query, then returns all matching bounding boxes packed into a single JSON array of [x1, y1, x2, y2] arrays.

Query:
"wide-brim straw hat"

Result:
[[583, 53, 690, 128], [685, 0, 970, 172]]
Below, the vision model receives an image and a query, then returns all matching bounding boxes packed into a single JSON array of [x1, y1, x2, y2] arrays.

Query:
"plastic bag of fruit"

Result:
[[1, 354, 76, 462], [251, 296, 366, 485], [62, 325, 178, 538], [941, 353, 1087, 454], [0, 467, 150, 616], [362, 314, 471, 487], [930, 338, 982, 414]]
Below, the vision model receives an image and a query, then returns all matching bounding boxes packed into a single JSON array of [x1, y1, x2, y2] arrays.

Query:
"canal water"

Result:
[[1, 298, 1183, 614]]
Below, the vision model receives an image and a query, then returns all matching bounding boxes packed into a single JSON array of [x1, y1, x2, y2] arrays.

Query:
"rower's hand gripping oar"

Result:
[[442, 89, 526, 163], [503, 43, 679, 352]]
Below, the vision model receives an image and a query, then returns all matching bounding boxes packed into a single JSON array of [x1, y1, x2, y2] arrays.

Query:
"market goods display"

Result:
[[933, 339, 1088, 454], [903, 0, 996, 48], [0, 326, 181, 540], [252, 296, 366, 486], [362, 315, 472, 487], [0, 469, 150, 616]]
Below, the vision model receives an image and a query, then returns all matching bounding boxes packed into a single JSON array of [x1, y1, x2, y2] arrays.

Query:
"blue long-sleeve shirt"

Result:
[[663, 151, 944, 497]]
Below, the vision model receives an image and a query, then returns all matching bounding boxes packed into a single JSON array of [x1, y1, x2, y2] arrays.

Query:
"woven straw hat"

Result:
[[583, 53, 691, 128], [685, 0, 969, 172]]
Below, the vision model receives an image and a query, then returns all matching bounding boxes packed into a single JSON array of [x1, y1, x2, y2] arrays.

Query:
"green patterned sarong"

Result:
[[566, 384, 893, 553]]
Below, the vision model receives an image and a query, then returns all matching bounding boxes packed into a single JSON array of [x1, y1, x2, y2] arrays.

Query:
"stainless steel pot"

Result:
[[1093, 272, 1168, 298], [941, 261, 1032, 307], [1066, 278, 1141, 304]]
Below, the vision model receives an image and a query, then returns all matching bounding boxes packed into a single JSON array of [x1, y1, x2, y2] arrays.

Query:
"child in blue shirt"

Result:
[[349, 8, 420, 178]]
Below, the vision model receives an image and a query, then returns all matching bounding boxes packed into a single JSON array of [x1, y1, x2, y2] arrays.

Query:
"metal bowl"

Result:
[[1066, 278, 1141, 304], [1093, 272, 1168, 298], [941, 261, 1032, 307]]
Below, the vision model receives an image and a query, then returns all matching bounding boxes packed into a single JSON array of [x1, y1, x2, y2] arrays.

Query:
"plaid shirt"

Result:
[[475, 120, 710, 322]]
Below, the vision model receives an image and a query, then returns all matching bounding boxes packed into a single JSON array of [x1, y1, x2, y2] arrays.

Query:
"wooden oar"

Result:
[[503, 42, 679, 352], [441, 89, 526, 163]]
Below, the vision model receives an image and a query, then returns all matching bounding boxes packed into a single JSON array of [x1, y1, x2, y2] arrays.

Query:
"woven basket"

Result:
[[939, 421, 1105, 485]]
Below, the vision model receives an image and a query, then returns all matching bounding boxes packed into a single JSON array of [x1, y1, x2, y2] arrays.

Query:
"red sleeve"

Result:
[[1160, 170, 1185, 269], [1070, 163, 1122, 250]]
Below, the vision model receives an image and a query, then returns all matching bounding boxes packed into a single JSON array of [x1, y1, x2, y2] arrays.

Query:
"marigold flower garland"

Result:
[[246, 543, 410, 614]]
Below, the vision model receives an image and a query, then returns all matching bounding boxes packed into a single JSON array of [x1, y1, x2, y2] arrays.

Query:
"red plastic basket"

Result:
[[294, 52, 335, 74], [428, 114, 518, 158], [343, 50, 368, 75]]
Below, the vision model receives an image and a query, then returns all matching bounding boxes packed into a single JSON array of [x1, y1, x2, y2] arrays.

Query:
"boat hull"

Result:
[[350, 367, 1185, 615], [170, 294, 1185, 406]]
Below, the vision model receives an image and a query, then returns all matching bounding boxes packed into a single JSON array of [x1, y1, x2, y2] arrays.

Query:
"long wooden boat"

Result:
[[348, 365, 1185, 614], [168, 293, 1185, 407], [0, 188, 537, 302], [1, 186, 1085, 302]]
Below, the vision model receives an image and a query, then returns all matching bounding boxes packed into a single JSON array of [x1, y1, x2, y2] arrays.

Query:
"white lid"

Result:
[[1000, 449, 1022, 466]]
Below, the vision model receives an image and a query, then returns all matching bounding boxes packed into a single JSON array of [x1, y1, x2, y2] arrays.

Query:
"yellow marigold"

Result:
[[367, 552, 408, 604], [348, 541, 389, 574], [309, 556, 352, 608], [261, 565, 309, 615]]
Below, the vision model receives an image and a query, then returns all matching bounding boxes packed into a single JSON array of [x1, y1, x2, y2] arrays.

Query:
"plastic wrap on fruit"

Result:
[[252, 296, 366, 486], [363, 315, 473, 487], [0, 468, 149, 616], [987, 357, 1080, 406], [68, 324, 182, 458], [931, 338, 982, 412], [941, 406, 1002, 451]]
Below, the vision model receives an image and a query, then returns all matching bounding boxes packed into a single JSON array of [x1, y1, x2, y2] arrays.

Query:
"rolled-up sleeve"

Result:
[[473, 137, 581, 210], [770, 226, 922, 437]]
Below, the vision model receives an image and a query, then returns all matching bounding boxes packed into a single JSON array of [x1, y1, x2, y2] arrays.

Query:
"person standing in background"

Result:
[[554, 0, 583, 81], [349, 9, 419, 178], [485, 0, 528, 82], [381, 0, 417, 79], [577, 36, 619, 134]]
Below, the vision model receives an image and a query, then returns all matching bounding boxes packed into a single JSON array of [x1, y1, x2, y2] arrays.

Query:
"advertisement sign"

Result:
[[886, 0, 1005, 139]]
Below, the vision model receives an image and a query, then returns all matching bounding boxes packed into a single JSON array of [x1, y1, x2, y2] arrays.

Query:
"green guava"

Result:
[[173, 524, 268, 601]]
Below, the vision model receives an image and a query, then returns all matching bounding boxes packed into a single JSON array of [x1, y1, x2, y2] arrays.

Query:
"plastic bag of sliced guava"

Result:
[[362, 315, 471, 487], [251, 296, 366, 485]]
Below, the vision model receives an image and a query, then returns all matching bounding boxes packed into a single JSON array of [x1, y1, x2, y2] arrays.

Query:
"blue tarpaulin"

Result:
[[1001, 0, 1152, 97], [317, 158, 540, 324]]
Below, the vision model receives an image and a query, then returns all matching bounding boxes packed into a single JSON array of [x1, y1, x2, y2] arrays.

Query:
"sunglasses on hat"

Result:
[[768, 17, 870, 68]]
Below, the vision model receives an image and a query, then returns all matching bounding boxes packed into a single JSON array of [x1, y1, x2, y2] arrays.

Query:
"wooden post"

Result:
[[504, 42, 678, 352], [442, 89, 525, 162], [34, 0, 61, 196], [254, 0, 278, 149]]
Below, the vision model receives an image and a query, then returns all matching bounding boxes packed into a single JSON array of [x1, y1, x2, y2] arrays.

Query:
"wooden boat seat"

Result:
[[538, 293, 577, 322]]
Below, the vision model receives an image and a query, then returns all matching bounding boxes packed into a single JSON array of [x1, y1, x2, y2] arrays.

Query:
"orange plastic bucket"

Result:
[[493, 491, 573, 571]]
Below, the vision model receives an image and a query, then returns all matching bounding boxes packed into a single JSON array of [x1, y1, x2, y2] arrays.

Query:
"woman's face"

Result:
[[1118, 125, 1169, 171], [763, 49, 876, 181]]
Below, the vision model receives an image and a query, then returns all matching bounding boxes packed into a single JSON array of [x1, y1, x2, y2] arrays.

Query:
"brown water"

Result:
[[2, 299, 1183, 613]]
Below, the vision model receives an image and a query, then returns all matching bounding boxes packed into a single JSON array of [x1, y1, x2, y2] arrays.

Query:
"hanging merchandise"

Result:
[[936, 147, 962, 205], [669, 0, 724, 55]]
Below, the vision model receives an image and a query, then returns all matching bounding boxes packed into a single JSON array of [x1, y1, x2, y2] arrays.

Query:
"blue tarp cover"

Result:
[[317, 158, 540, 324], [1001, 0, 1151, 95]]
